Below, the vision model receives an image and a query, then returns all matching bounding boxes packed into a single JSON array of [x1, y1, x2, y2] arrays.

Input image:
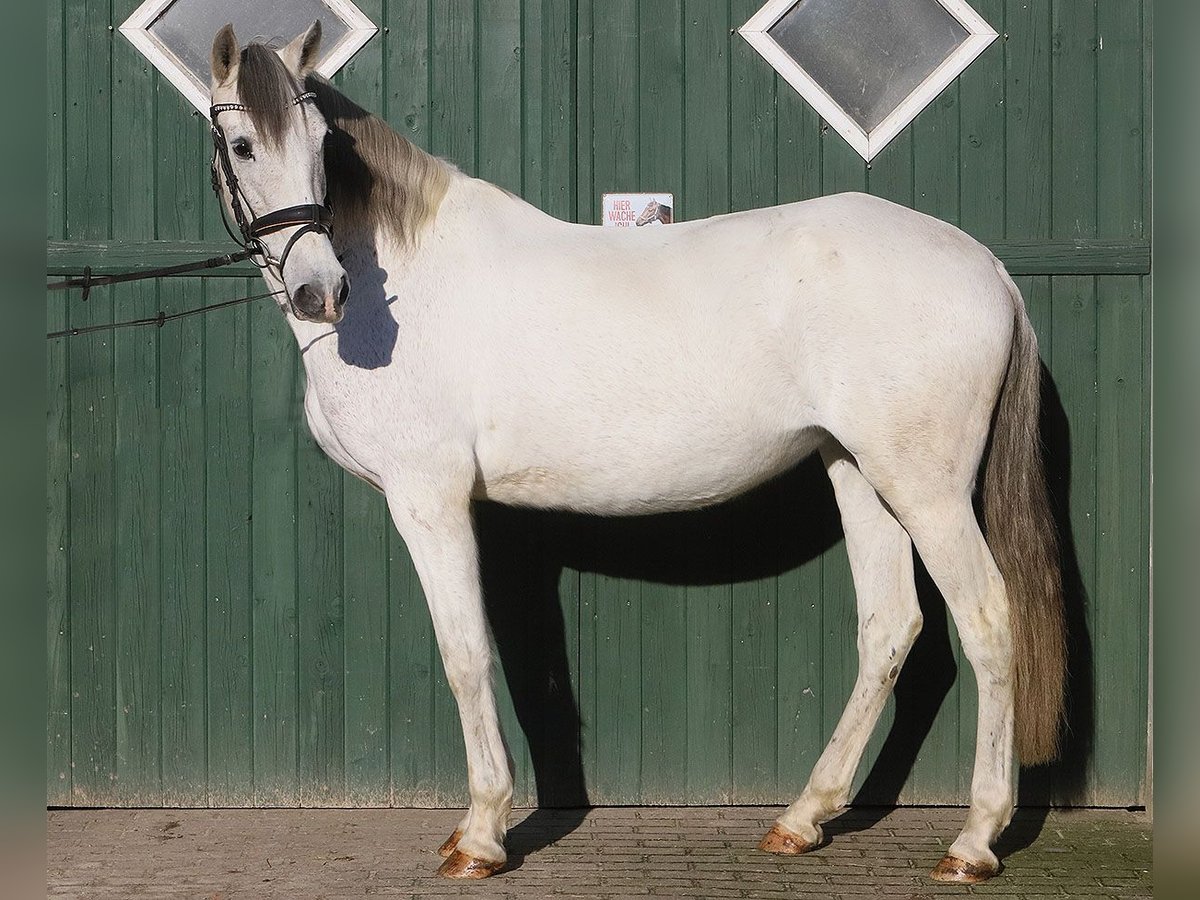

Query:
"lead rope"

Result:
[[46, 289, 285, 340]]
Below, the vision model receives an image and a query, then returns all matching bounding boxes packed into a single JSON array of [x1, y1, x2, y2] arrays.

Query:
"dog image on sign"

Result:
[[602, 192, 674, 227]]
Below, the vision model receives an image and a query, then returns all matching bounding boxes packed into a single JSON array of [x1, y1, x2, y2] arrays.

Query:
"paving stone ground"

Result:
[[47, 806, 1151, 900]]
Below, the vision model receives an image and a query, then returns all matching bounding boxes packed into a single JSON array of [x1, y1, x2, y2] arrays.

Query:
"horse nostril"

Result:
[[337, 275, 350, 307], [292, 283, 323, 317]]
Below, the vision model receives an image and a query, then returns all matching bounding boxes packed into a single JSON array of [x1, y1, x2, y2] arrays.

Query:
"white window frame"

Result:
[[739, 0, 997, 161], [119, 0, 378, 118]]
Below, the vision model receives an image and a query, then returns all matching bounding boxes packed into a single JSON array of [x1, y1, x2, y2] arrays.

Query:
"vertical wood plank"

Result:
[[111, 0, 162, 805], [585, 2, 642, 801], [521, 0, 545, 209], [341, 480, 389, 807], [296, 431, 346, 806], [46, 297, 73, 805], [1005, 0, 1053, 241], [729, 0, 779, 803], [65, 0, 117, 807], [730, 0, 775, 213], [155, 31, 209, 801], [1047, 0, 1100, 807], [773, 68, 822, 205], [636, 0, 689, 804], [158, 283, 208, 807], [389, 541, 443, 804], [478, 1, 523, 194], [959, 0, 1006, 245], [682, 0, 733, 802], [1094, 275, 1147, 805], [47, 0, 65, 241], [250, 299, 300, 806], [540, 0, 577, 220], [204, 281, 253, 805], [431, 0, 478, 172], [1093, 0, 1147, 806], [1051, 0, 1098, 241], [575, 0, 594, 223], [45, 0, 72, 808]]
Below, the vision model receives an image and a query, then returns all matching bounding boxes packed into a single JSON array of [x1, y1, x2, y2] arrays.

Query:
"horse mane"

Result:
[[304, 73, 452, 247]]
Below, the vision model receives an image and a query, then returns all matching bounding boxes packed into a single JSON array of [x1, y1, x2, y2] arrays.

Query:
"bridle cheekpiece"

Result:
[[209, 90, 333, 282]]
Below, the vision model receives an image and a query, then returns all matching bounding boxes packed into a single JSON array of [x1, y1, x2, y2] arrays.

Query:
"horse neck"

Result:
[[281, 166, 541, 355]]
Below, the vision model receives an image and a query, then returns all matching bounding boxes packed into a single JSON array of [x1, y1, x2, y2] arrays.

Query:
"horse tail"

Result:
[[983, 263, 1067, 765]]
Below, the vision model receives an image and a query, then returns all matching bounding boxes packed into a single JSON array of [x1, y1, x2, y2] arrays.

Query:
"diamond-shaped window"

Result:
[[740, 0, 997, 161], [120, 0, 377, 117]]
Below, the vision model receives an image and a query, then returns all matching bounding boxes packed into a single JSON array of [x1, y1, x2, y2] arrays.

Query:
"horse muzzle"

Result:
[[291, 274, 350, 324]]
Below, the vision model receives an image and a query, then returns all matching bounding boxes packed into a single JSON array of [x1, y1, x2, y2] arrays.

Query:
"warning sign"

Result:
[[602, 193, 675, 228]]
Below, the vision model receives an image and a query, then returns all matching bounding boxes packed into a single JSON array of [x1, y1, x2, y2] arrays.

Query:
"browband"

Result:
[[210, 90, 317, 120]]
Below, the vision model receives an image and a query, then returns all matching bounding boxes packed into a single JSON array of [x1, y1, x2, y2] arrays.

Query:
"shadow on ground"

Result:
[[475, 367, 1091, 863]]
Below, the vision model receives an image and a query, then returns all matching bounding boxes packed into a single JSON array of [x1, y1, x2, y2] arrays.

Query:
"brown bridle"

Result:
[[209, 90, 334, 283]]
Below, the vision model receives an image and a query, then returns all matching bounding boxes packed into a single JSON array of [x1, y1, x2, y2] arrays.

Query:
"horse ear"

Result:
[[281, 20, 323, 75], [210, 23, 239, 86]]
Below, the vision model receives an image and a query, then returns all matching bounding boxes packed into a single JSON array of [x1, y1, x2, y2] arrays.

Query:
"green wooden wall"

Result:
[[47, 0, 1151, 808]]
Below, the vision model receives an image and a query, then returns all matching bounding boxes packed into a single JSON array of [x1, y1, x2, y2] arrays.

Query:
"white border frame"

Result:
[[119, 0, 378, 118], [739, 0, 997, 162]]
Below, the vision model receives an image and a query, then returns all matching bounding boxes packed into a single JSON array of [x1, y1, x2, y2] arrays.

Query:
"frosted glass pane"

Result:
[[149, 0, 350, 85], [768, 0, 968, 133]]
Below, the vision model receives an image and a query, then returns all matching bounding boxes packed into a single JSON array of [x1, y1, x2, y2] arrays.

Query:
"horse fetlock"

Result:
[[470, 773, 513, 814]]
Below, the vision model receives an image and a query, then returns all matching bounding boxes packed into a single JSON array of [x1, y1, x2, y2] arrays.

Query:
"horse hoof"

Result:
[[437, 849, 505, 879], [437, 829, 463, 858], [758, 823, 819, 855], [930, 854, 998, 883]]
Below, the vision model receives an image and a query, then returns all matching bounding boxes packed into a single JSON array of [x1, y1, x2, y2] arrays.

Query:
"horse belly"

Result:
[[475, 418, 822, 514]]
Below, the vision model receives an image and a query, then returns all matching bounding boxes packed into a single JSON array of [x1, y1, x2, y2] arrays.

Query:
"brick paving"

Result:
[[46, 806, 1151, 899]]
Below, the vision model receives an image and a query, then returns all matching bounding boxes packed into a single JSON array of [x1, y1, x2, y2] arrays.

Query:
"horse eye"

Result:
[[231, 139, 253, 160]]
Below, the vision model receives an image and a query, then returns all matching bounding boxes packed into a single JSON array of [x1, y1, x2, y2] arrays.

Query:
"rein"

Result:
[[45, 250, 256, 297], [47, 89, 334, 341]]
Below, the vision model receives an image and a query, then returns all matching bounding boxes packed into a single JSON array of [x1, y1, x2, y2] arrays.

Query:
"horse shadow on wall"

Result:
[[470, 366, 1093, 863]]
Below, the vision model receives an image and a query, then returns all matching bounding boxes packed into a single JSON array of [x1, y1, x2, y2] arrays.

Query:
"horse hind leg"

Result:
[[765, 442, 922, 854], [883, 486, 1015, 883]]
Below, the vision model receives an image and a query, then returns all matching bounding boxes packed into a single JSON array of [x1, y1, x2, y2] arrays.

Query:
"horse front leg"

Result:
[[386, 488, 513, 878]]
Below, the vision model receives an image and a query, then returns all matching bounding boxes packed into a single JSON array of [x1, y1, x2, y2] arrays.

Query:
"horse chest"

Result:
[[301, 379, 386, 491]]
